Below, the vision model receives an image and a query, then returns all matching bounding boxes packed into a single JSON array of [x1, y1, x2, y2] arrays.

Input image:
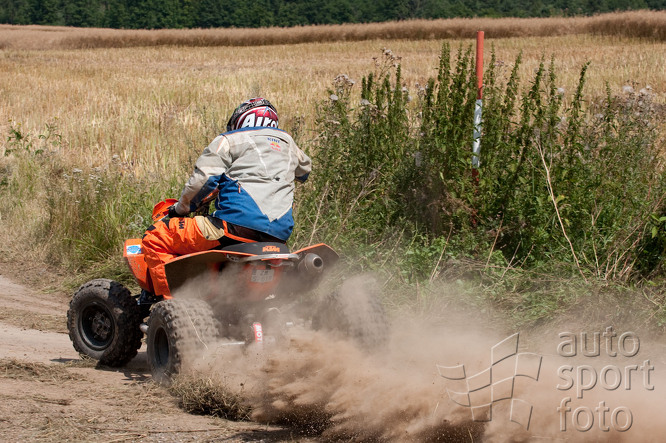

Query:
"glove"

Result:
[[167, 205, 181, 219]]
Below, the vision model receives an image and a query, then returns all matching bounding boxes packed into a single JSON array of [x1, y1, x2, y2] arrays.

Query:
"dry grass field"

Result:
[[1, 24, 664, 177], [0, 13, 664, 278]]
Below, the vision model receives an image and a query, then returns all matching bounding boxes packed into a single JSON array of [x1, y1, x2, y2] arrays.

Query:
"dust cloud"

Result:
[[177, 275, 666, 442]]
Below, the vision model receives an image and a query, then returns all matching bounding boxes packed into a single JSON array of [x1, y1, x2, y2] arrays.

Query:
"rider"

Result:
[[141, 97, 312, 299]]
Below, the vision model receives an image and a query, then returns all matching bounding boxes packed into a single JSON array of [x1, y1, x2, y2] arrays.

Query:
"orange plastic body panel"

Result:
[[123, 238, 152, 292]]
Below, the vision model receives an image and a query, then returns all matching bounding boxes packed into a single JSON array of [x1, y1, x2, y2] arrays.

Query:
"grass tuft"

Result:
[[168, 374, 252, 421]]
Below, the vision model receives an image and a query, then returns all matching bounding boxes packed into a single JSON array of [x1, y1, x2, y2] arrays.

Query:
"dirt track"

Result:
[[0, 272, 300, 442], [7, 267, 666, 442]]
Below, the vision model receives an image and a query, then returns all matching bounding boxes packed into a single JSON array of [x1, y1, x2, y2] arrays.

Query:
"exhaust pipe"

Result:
[[299, 253, 324, 276]]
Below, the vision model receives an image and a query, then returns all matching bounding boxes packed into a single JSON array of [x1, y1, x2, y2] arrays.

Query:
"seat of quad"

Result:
[[220, 242, 290, 255]]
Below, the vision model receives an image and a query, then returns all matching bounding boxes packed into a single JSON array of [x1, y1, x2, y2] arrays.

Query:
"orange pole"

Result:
[[476, 31, 484, 100]]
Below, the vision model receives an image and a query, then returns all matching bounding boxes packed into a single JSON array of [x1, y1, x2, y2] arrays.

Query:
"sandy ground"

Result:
[[0, 272, 302, 442]]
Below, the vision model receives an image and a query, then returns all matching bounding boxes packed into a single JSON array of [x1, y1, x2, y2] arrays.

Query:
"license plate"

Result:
[[251, 268, 274, 283]]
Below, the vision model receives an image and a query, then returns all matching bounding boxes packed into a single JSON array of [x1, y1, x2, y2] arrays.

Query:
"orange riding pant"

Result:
[[141, 217, 221, 298]]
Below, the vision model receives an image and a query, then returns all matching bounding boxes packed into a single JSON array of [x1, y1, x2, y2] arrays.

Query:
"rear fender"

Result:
[[159, 244, 338, 299], [164, 249, 288, 301], [164, 250, 247, 297]]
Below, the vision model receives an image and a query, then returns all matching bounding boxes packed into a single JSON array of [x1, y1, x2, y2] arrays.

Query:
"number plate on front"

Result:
[[251, 269, 274, 283]]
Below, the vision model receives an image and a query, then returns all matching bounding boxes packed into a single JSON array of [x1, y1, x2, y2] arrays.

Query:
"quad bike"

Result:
[[67, 197, 387, 381]]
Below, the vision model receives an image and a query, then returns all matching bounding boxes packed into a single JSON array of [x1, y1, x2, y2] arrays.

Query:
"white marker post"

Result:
[[472, 31, 484, 174]]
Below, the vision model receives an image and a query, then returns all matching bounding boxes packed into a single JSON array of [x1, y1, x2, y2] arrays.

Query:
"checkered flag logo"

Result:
[[437, 333, 542, 430]]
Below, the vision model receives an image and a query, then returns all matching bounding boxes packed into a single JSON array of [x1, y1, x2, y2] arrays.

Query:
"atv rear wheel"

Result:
[[146, 299, 219, 383], [312, 275, 389, 349], [67, 279, 143, 367]]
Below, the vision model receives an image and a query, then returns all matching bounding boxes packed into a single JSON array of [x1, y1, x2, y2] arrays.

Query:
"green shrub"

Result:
[[300, 44, 665, 283]]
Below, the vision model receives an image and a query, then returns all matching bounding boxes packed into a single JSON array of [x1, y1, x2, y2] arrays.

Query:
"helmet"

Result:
[[226, 97, 279, 132]]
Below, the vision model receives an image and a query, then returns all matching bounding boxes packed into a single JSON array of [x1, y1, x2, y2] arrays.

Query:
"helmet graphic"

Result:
[[226, 97, 279, 131]]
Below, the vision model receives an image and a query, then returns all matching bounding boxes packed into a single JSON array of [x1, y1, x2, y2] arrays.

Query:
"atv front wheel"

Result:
[[312, 275, 389, 349], [67, 279, 143, 366], [146, 299, 219, 383]]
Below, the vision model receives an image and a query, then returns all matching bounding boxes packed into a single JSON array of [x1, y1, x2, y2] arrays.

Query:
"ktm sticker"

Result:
[[262, 245, 280, 252], [126, 245, 142, 255]]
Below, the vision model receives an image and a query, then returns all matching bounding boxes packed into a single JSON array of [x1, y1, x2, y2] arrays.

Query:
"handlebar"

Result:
[[150, 190, 219, 222]]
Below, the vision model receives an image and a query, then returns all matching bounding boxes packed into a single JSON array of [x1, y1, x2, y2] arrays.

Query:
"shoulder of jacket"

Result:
[[207, 134, 232, 155]]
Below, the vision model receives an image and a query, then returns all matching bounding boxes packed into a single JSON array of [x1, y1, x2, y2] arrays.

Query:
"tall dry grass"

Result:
[[1, 36, 663, 182], [1, 10, 665, 51]]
